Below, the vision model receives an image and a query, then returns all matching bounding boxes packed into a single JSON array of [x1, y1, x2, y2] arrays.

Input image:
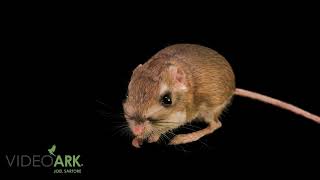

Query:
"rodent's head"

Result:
[[123, 61, 190, 140]]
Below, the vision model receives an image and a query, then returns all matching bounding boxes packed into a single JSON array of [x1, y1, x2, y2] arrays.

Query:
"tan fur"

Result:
[[123, 44, 236, 147], [125, 44, 320, 148]]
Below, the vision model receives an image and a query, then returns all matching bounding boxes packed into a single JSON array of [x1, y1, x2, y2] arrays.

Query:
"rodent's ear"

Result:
[[168, 65, 187, 91]]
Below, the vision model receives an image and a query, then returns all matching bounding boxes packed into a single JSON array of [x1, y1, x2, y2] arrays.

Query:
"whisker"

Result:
[[166, 130, 176, 138], [122, 127, 134, 139], [117, 127, 127, 137], [179, 126, 198, 132], [111, 124, 128, 129], [97, 110, 126, 120], [152, 122, 180, 129], [184, 123, 202, 130], [111, 124, 128, 130], [174, 144, 190, 153], [159, 135, 165, 144], [154, 121, 179, 124], [198, 139, 209, 149], [96, 99, 113, 109], [161, 133, 171, 143], [111, 126, 128, 137], [110, 121, 128, 125]]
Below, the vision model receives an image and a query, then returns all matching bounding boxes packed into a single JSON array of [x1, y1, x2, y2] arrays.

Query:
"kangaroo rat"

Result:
[[122, 44, 320, 148]]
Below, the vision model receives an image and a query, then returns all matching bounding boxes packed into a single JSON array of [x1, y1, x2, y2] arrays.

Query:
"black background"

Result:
[[1, 3, 320, 178]]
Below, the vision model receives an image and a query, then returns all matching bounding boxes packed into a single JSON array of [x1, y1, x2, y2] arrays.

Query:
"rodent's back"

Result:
[[152, 44, 236, 107]]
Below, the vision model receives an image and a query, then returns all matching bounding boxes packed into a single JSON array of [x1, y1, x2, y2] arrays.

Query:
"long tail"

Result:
[[234, 88, 320, 124]]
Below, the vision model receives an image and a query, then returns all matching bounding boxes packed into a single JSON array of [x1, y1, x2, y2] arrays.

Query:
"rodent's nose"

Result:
[[132, 124, 144, 136]]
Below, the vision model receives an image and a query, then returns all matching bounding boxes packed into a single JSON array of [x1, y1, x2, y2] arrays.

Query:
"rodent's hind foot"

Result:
[[169, 133, 199, 145], [169, 120, 222, 145]]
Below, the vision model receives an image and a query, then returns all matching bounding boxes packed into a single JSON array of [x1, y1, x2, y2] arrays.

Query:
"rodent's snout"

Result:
[[132, 124, 145, 136]]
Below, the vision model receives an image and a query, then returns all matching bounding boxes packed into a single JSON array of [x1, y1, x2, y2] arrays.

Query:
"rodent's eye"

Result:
[[161, 92, 172, 107]]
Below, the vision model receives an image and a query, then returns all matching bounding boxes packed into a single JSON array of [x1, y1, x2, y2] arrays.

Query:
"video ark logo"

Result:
[[5, 144, 84, 174]]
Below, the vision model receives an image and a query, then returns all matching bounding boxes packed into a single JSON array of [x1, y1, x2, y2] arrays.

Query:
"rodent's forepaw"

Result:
[[132, 137, 143, 148]]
